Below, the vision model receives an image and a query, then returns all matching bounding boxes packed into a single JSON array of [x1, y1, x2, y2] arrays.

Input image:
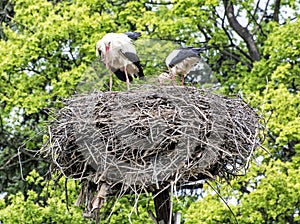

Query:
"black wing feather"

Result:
[[125, 32, 141, 40], [123, 51, 145, 79], [169, 48, 201, 67], [113, 69, 134, 82], [112, 51, 144, 82]]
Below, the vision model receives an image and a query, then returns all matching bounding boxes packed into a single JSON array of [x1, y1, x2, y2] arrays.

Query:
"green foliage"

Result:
[[183, 15, 300, 224], [0, 0, 105, 193], [185, 159, 300, 223], [238, 161, 300, 223], [100, 195, 154, 224], [185, 194, 236, 224], [0, 170, 195, 223], [241, 19, 300, 159], [0, 170, 85, 223], [1, 0, 300, 223]]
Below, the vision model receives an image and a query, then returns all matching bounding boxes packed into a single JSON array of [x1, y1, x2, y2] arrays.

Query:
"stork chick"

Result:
[[158, 72, 173, 86]]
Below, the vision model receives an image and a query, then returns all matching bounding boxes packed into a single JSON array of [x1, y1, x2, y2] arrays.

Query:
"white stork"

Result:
[[165, 47, 203, 86], [96, 32, 144, 91]]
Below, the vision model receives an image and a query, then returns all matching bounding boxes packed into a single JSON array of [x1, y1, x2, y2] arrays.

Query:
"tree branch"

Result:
[[6, 14, 35, 34], [253, 0, 270, 36], [197, 24, 210, 42], [215, 7, 253, 68], [273, 0, 281, 22], [246, 0, 261, 29], [223, 0, 261, 61], [145, 0, 172, 5]]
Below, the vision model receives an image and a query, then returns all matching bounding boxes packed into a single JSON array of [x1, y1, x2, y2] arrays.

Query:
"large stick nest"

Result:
[[44, 85, 264, 214]]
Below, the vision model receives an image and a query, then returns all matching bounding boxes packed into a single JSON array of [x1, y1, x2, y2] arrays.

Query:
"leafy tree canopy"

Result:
[[0, 0, 299, 223]]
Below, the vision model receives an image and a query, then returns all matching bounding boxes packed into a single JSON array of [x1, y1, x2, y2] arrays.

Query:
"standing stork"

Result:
[[165, 47, 203, 86], [96, 32, 144, 91]]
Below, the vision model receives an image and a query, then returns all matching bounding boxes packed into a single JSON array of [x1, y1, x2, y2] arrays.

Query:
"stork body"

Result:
[[96, 32, 144, 91], [165, 47, 202, 86]]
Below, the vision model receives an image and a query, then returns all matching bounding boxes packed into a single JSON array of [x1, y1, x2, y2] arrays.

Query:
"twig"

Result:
[[206, 181, 238, 224]]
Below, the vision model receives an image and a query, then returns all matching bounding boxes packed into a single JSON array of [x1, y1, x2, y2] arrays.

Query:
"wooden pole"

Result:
[[153, 187, 171, 224]]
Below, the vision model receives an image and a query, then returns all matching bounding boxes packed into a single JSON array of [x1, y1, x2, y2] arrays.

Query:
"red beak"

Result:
[[105, 45, 110, 53]]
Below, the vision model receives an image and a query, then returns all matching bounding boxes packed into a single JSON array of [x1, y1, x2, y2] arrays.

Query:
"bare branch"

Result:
[[253, 0, 271, 36], [246, 0, 261, 29], [214, 7, 253, 67], [197, 24, 211, 42], [223, 0, 261, 61]]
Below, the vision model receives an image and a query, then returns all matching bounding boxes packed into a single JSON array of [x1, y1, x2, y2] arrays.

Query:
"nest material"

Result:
[[45, 85, 263, 215]]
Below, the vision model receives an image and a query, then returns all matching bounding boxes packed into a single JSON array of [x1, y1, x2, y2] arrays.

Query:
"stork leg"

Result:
[[124, 66, 130, 90], [172, 75, 177, 86], [109, 69, 113, 91], [168, 68, 176, 86], [181, 74, 185, 87], [105, 53, 113, 92]]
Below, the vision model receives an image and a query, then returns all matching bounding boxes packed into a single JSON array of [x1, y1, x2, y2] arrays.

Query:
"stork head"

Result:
[[96, 39, 112, 57], [104, 41, 111, 54], [96, 38, 112, 70]]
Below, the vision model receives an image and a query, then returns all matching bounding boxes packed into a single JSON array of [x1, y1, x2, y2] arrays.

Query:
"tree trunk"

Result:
[[273, 0, 281, 22], [154, 187, 171, 224]]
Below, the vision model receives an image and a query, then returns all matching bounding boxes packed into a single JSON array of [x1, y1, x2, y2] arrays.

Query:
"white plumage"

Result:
[[96, 33, 144, 91]]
